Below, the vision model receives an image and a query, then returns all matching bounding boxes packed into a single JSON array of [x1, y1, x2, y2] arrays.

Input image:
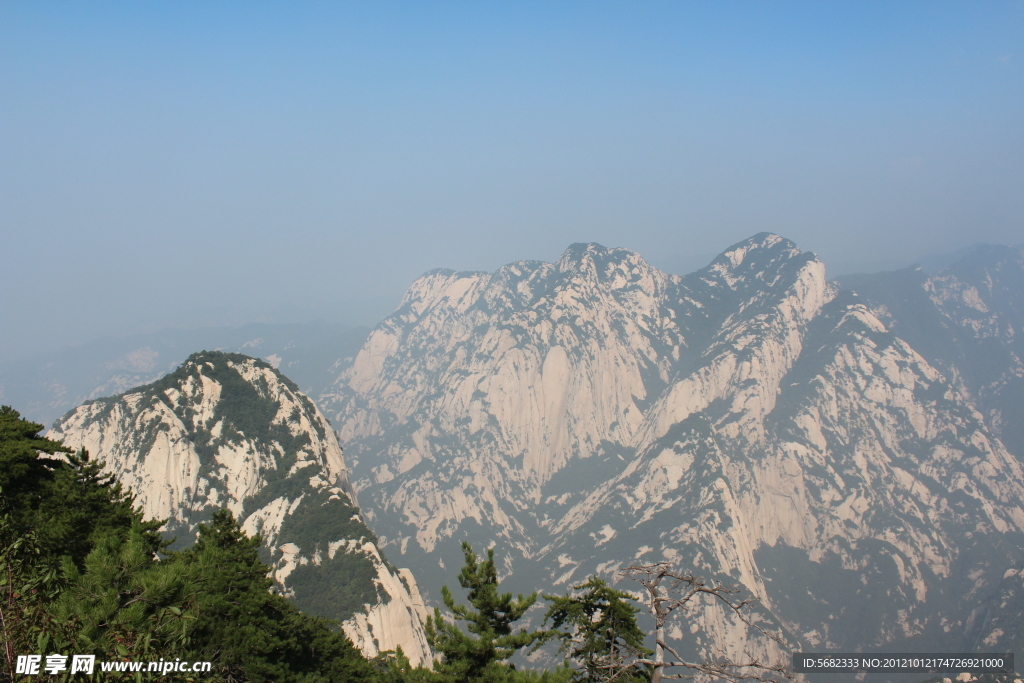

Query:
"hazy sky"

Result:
[[2, 2, 1022, 363]]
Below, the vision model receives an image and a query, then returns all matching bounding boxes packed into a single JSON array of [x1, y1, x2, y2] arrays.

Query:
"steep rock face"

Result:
[[49, 351, 431, 665], [965, 567, 1024, 651], [320, 235, 1024, 660], [838, 246, 1024, 460]]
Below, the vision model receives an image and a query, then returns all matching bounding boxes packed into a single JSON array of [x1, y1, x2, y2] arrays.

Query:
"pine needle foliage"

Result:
[[169, 509, 376, 683], [426, 542, 551, 682], [0, 514, 64, 680], [0, 406, 375, 682], [50, 525, 198, 660], [540, 577, 651, 682]]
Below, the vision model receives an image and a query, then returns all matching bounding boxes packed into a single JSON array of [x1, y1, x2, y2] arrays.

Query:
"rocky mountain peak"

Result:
[[556, 241, 655, 280], [927, 245, 1024, 331], [321, 233, 1024, 661], [697, 232, 811, 290], [51, 350, 353, 525], [839, 241, 1024, 468], [49, 352, 433, 665]]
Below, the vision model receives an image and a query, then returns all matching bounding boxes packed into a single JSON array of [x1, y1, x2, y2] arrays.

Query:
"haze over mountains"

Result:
[[0, 321, 370, 429], [319, 234, 1024, 659], [10, 233, 1024, 664]]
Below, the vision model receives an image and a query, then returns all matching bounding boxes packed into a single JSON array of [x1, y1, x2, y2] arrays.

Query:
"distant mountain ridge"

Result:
[[0, 321, 369, 429], [837, 244, 1024, 461], [24, 234, 1024, 663], [48, 351, 432, 665], [320, 234, 1024, 659]]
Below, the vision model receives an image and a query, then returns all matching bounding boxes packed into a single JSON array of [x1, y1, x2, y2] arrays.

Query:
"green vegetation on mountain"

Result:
[[282, 488, 387, 621], [152, 351, 312, 479], [2, 403, 675, 682], [60, 351, 386, 625], [0, 406, 375, 682]]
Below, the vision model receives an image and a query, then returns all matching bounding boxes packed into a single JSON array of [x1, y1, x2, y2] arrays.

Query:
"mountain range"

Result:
[[29, 233, 1024, 665], [320, 234, 1024, 659]]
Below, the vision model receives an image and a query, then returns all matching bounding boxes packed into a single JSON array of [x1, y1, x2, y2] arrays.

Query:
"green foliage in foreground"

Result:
[[0, 406, 373, 682], [541, 577, 652, 682], [0, 405, 652, 682], [425, 542, 569, 683]]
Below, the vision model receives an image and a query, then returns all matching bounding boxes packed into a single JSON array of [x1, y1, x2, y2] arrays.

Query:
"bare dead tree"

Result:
[[616, 562, 793, 683]]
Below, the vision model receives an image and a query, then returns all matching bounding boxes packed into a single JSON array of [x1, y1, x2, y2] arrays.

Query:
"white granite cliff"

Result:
[[320, 234, 1024, 660], [50, 352, 433, 666]]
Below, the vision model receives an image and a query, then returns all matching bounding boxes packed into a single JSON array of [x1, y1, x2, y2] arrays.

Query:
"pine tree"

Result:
[[0, 513, 64, 680], [0, 406, 69, 497], [175, 509, 375, 682], [0, 406, 377, 682], [0, 406, 163, 567], [541, 577, 651, 682], [1, 407, 194, 675], [426, 542, 547, 682], [50, 524, 198, 660]]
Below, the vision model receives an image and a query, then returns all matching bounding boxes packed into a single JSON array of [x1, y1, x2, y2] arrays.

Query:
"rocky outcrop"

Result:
[[320, 234, 1024, 660], [838, 245, 1024, 461], [49, 351, 432, 665]]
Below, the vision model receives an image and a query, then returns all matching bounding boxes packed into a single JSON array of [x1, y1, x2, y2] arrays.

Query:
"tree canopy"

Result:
[[541, 576, 651, 682], [0, 406, 373, 682], [1, 405, 784, 682], [426, 542, 567, 683]]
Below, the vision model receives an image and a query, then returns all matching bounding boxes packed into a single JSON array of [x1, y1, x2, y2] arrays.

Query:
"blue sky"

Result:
[[1, 2, 1022, 362]]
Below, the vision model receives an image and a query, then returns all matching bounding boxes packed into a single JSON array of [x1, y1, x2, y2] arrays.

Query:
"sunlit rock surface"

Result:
[[321, 234, 1024, 660], [50, 351, 432, 665], [838, 245, 1024, 463]]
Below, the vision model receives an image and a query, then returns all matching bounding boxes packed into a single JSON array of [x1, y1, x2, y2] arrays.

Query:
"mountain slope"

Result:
[[319, 234, 1024, 660], [49, 351, 431, 665], [838, 245, 1024, 461]]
